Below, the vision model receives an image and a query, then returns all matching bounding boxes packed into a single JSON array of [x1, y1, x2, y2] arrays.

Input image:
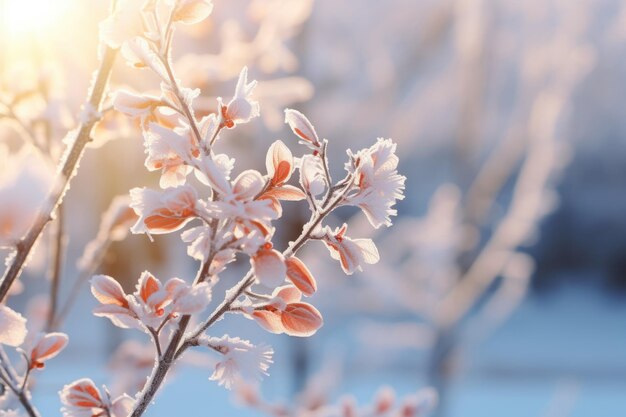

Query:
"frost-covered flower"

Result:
[[25, 332, 68, 369], [60, 378, 134, 417], [258, 140, 305, 215], [129, 185, 200, 235], [142, 123, 199, 188], [284, 108, 321, 149], [205, 335, 273, 390], [121, 37, 169, 80], [251, 243, 286, 289], [207, 169, 277, 223], [322, 224, 380, 275], [219, 67, 260, 128], [112, 90, 165, 130], [343, 139, 406, 228], [247, 286, 323, 337], [299, 154, 327, 197], [0, 305, 27, 347], [91, 272, 211, 330]]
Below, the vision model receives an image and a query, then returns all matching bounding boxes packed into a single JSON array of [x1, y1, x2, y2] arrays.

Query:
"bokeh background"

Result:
[[1, 0, 626, 416]]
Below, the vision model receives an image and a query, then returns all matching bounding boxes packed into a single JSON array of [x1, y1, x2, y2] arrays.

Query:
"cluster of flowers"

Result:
[[1, 1, 406, 416]]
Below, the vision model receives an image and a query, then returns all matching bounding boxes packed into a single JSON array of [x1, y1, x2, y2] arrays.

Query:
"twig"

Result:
[[46, 207, 65, 331], [0, 46, 117, 302]]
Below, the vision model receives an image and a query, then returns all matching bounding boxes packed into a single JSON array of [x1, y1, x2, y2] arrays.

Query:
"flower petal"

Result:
[[251, 248, 286, 289], [0, 305, 27, 347], [285, 257, 317, 296], [91, 275, 128, 307], [281, 303, 323, 337]]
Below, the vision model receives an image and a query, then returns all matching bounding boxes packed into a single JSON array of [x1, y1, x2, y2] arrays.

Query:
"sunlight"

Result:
[[2, 0, 70, 38]]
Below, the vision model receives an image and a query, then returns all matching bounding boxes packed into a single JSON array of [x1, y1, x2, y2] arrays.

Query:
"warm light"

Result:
[[2, 0, 69, 38]]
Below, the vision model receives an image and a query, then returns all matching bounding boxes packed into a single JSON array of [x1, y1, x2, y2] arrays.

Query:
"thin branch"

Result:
[[0, 356, 40, 417], [148, 327, 163, 358], [46, 207, 65, 331], [0, 45, 117, 302]]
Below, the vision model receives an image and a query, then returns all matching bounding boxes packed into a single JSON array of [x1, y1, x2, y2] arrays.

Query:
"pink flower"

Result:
[[129, 185, 200, 235], [219, 67, 260, 128], [258, 140, 305, 216], [285, 256, 317, 296], [322, 224, 380, 275], [247, 286, 323, 337], [344, 139, 406, 229], [91, 272, 211, 331], [284, 108, 321, 148], [27, 332, 68, 369], [0, 305, 27, 347], [91, 274, 139, 329], [60, 378, 134, 417]]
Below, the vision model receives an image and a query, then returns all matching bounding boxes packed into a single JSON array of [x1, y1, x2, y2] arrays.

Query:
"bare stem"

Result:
[[46, 207, 65, 331], [0, 46, 117, 302]]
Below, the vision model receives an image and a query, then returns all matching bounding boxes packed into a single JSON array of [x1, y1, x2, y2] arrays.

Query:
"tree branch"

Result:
[[0, 46, 117, 302]]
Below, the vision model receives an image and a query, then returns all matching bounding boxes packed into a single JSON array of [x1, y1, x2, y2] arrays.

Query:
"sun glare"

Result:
[[2, 0, 69, 38]]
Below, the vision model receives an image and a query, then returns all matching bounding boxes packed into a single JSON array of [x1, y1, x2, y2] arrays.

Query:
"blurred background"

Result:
[[1, 0, 626, 416]]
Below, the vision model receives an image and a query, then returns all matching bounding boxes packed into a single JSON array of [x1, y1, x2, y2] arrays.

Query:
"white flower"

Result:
[[322, 224, 380, 275], [143, 123, 198, 188], [129, 185, 199, 235], [344, 138, 406, 228], [299, 154, 326, 197], [181, 225, 213, 262], [193, 153, 234, 193], [0, 304, 27, 347], [219, 67, 260, 128], [206, 335, 273, 390], [120, 37, 168, 80], [164, 277, 211, 315], [207, 170, 277, 223], [112, 90, 162, 127]]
